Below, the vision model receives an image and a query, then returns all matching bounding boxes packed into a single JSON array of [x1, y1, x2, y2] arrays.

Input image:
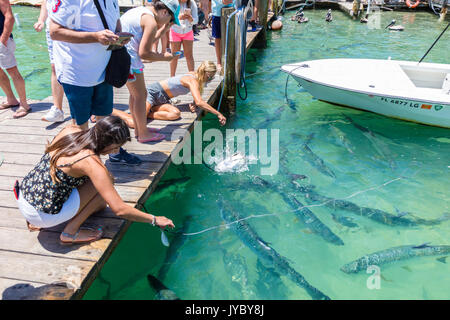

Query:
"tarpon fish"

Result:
[[329, 124, 354, 154], [245, 175, 342, 244], [294, 184, 448, 227], [222, 249, 255, 299], [154, 176, 191, 194], [24, 68, 48, 81], [257, 106, 284, 128], [286, 194, 345, 245], [157, 216, 193, 281], [341, 244, 450, 274], [331, 213, 358, 228], [299, 136, 337, 178], [147, 274, 180, 300], [219, 199, 331, 300], [250, 177, 344, 246], [344, 115, 396, 170], [255, 259, 289, 299]]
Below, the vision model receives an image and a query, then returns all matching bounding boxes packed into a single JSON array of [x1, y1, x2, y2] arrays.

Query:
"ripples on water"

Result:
[[85, 10, 449, 300]]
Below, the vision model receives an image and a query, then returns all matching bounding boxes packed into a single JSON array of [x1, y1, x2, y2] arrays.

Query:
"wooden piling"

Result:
[[221, 7, 237, 114], [254, 0, 270, 49]]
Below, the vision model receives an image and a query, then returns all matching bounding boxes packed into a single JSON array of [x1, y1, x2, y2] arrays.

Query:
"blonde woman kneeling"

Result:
[[113, 61, 226, 126]]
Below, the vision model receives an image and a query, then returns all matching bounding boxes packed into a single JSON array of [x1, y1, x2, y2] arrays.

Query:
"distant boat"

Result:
[[281, 58, 450, 128]]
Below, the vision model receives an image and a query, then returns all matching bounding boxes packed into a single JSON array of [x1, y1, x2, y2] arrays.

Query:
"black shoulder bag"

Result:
[[93, 0, 131, 88]]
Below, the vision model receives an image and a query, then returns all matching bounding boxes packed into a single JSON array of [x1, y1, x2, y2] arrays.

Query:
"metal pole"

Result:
[[418, 21, 450, 64]]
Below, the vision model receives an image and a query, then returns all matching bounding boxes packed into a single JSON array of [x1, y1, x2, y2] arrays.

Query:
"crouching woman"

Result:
[[16, 116, 174, 244]]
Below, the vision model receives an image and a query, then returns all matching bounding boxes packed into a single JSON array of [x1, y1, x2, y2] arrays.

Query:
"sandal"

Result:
[[60, 226, 103, 245], [0, 102, 20, 110], [13, 106, 31, 119]]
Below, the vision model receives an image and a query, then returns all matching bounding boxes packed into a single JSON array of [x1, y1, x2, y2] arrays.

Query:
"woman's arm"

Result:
[[189, 1, 199, 25], [79, 157, 174, 228], [34, 0, 47, 32], [139, 14, 173, 61], [186, 77, 226, 125]]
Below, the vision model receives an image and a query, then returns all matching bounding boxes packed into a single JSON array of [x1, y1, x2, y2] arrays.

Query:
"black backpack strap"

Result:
[[93, 0, 110, 30]]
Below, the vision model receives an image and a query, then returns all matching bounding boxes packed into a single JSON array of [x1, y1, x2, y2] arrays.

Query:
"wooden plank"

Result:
[[0, 227, 112, 262], [0, 205, 123, 233], [0, 250, 96, 288]]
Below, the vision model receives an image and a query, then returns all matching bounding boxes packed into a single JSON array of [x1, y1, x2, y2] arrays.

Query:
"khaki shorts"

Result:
[[0, 37, 17, 70]]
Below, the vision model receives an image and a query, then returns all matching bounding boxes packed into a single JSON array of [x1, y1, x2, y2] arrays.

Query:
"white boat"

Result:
[[281, 58, 450, 128]]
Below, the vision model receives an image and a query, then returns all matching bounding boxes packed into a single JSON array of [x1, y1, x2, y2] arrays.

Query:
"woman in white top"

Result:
[[120, 0, 180, 143], [169, 0, 198, 76]]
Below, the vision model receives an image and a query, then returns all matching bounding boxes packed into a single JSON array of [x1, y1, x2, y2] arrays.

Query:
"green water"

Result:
[[85, 10, 450, 300], [1, 6, 52, 100]]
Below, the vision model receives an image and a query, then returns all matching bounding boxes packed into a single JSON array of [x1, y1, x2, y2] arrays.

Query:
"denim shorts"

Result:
[[211, 16, 222, 39], [147, 82, 171, 108], [61, 81, 113, 125]]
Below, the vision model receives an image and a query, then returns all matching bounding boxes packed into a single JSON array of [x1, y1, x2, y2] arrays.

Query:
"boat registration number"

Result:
[[380, 97, 443, 111]]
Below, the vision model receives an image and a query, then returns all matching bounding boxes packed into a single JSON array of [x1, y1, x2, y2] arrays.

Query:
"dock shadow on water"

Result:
[[85, 10, 450, 300]]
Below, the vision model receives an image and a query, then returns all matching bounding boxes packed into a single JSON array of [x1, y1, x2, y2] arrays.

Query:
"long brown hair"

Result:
[[195, 61, 217, 95], [45, 116, 131, 183]]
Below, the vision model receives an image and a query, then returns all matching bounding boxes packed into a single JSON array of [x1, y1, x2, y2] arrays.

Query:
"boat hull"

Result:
[[292, 76, 450, 128]]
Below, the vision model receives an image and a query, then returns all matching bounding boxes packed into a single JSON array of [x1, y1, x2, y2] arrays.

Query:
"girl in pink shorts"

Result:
[[170, 0, 198, 76]]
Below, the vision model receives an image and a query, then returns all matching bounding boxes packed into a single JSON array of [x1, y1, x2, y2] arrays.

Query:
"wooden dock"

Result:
[[0, 22, 263, 300]]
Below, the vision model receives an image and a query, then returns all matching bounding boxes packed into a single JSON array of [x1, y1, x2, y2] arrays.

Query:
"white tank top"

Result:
[[120, 6, 154, 64]]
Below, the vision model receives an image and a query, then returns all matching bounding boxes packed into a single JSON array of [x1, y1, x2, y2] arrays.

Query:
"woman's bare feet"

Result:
[[26, 221, 42, 232]]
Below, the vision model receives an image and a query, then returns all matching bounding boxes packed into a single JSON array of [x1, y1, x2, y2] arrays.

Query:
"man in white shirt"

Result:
[[50, 0, 142, 165]]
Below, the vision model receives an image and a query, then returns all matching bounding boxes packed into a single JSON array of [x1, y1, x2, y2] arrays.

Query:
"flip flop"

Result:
[[60, 226, 103, 245], [134, 127, 160, 138], [0, 103, 20, 110], [12, 106, 31, 119], [137, 132, 165, 143]]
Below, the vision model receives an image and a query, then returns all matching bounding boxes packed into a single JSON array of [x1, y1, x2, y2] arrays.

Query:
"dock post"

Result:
[[221, 7, 237, 114], [254, 0, 269, 49]]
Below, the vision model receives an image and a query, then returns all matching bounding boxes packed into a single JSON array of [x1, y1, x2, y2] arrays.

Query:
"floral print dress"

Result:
[[20, 153, 89, 214]]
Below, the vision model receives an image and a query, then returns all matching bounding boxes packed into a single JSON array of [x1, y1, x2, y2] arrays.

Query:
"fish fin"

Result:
[[394, 208, 408, 218], [401, 266, 412, 272], [439, 213, 450, 221], [413, 242, 432, 249], [436, 256, 447, 264], [147, 274, 167, 292]]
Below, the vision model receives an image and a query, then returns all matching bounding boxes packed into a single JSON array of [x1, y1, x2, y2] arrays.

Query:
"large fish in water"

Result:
[[341, 244, 450, 274], [157, 216, 193, 281], [329, 124, 355, 154], [257, 106, 284, 128], [344, 115, 396, 170], [292, 133, 337, 179], [147, 274, 180, 300], [252, 177, 344, 246], [219, 198, 331, 300], [293, 184, 448, 227], [222, 249, 255, 299]]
